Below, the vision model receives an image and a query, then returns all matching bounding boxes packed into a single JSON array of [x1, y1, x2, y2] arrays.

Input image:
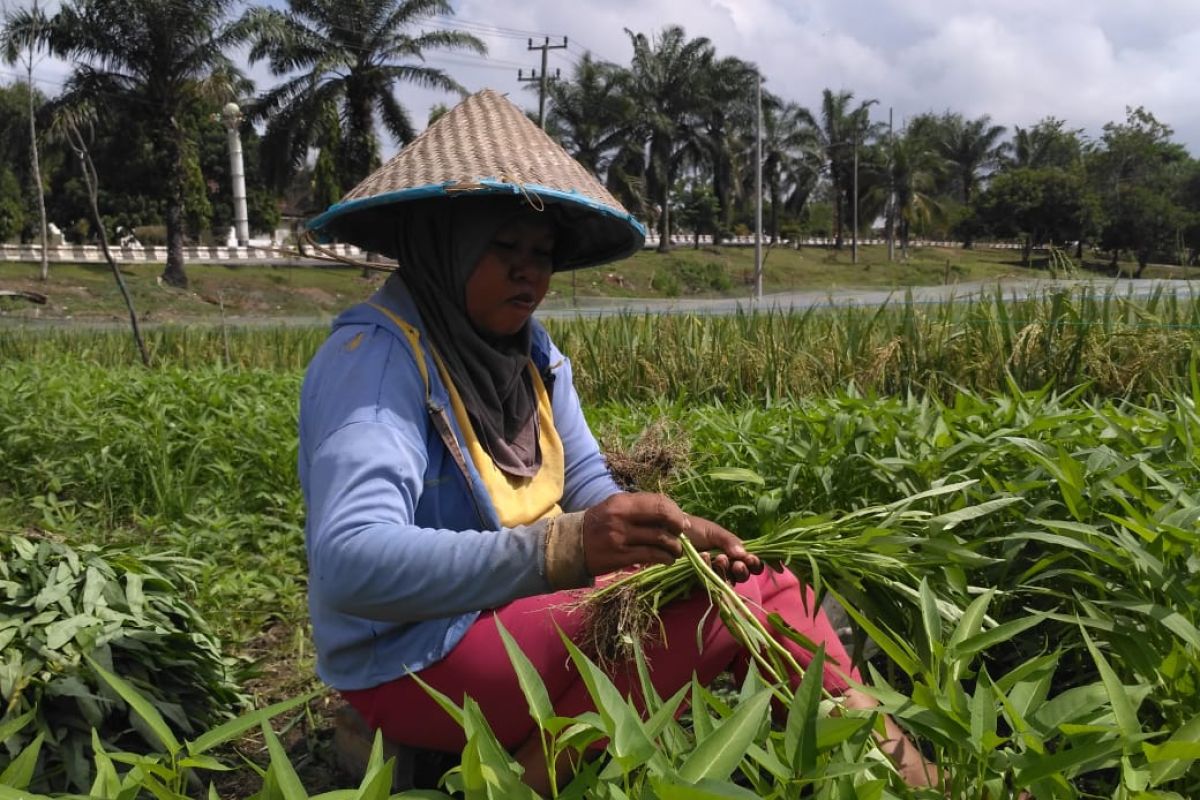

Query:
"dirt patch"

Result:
[[293, 287, 339, 307], [210, 622, 349, 799]]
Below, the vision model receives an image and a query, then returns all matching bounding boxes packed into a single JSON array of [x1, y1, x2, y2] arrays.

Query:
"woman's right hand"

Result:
[[581, 492, 761, 580]]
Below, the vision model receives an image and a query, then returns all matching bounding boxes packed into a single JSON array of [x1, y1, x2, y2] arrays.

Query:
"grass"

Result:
[[0, 261, 382, 323], [5, 244, 1193, 324]]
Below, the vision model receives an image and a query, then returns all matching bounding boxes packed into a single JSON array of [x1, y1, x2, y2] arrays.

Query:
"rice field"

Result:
[[3, 284, 1200, 401]]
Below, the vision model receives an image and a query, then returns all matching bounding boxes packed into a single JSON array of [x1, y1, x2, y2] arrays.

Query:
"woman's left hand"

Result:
[[682, 513, 764, 584]]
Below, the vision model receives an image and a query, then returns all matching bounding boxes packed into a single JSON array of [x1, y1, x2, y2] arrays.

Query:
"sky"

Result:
[[6, 0, 1200, 157], [386, 0, 1200, 157]]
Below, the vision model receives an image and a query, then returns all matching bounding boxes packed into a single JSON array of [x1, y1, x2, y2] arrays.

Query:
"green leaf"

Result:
[[947, 590, 994, 650], [0, 732, 44, 789], [1147, 712, 1200, 786], [918, 579, 942, 661], [946, 615, 1045, 661], [650, 775, 762, 799], [928, 496, 1023, 530], [560, 631, 656, 770], [177, 755, 230, 772], [188, 689, 323, 755], [678, 687, 772, 783], [825, 588, 921, 676], [1081, 628, 1140, 745], [44, 613, 97, 650], [1014, 738, 1123, 785], [969, 669, 997, 757], [137, 771, 189, 800], [354, 747, 395, 800], [90, 729, 123, 800], [86, 655, 182, 756], [1032, 683, 1109, 731], [707, 467, 765, 486], [784, 645, 825, 774], [459, 697, 537, 798], [814, 716, 871, 751], [0, 785, 51, 800], [0, 711, 34, 743], [1102, 601, 1200, 650], [261, 722, 308, 800], [644, 683, 691, 742], [125, 573, 145, 617], [495, 619, 555, 732]]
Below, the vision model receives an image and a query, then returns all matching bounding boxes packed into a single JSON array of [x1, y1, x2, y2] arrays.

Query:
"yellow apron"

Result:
[[369, 303, 564, 528]]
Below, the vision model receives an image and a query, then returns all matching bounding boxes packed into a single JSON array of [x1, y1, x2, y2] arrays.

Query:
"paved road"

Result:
[[535, 277, 1199, 319], [2, 277, 1196, 330]]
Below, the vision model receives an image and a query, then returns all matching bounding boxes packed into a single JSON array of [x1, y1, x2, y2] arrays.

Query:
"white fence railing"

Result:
[[1, 238, 1028, 264], [0, 243, 363, 263], [642, 235, 1026, 250]]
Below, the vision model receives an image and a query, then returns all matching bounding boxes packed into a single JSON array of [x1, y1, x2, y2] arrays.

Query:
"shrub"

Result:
[[132, 225, 167, 247], [650, 269, 680, 297], [683, 262, 728, 293]]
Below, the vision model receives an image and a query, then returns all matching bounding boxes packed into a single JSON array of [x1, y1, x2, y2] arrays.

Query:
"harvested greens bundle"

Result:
[[582, 481, 1014, 696]]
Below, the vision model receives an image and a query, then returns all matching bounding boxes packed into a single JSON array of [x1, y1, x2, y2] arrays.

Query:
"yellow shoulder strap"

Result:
[[367, 302, 430, 397]]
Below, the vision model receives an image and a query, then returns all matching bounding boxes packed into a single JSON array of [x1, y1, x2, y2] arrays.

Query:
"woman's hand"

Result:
[[581, 492, 763, 580]]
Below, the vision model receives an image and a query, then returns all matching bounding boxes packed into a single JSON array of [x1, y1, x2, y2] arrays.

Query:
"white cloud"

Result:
[[10, 0, 1199, 155]]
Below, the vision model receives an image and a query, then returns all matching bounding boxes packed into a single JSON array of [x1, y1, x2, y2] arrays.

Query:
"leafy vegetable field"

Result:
[[2, 299, 1199, 798]]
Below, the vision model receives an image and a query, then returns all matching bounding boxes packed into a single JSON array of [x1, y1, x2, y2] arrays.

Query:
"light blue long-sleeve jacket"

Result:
[[298, 281, 621, 690]]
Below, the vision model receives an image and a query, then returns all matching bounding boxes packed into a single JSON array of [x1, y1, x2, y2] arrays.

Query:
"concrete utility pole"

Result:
[[852, 128, 859, 265], [519, 37, 567, 129], [221, 103, 250, 247], [754, 71, 763, 300], [887, 107, 895, 262]]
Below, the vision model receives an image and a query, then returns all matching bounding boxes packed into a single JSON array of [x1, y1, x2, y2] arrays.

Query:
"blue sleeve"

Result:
[[300, 328, 553, 623], [545, 337, 623, 512]]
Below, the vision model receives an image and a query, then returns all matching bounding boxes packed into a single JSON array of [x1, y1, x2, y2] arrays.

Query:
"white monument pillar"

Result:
[[221, 103, 250, 247]]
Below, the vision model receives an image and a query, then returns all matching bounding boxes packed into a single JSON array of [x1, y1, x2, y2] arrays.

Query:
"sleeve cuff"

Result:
[[543, 511, 593, 590]]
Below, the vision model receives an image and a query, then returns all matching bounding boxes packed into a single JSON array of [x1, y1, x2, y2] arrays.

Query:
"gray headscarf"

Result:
[[385, 196, 552, 478]]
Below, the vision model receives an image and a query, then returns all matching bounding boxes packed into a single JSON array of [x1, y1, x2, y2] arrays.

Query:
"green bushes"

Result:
[[649, 260, 732, 296], [0, 535, 241, 792]]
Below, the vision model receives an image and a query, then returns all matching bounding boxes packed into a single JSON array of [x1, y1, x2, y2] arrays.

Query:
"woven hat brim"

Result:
[[307, 181, 646, 270]]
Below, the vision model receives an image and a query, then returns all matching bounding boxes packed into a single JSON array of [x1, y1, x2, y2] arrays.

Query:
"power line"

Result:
[[519, 37, 567, 129], [419, 13, 561, 41]]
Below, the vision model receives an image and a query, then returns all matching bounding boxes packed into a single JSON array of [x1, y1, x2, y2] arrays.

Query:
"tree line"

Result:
[[2, 1, 1198, 289]]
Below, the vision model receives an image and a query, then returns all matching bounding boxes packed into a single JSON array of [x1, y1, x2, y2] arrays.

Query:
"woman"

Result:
[[300, 90, 932, 793]]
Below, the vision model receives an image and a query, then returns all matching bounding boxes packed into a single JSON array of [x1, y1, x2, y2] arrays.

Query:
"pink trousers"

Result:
[[343, 569, 857, 751]]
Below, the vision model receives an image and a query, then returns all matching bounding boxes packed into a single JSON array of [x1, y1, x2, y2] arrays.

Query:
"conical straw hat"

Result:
[[306, 89, 645, 270]]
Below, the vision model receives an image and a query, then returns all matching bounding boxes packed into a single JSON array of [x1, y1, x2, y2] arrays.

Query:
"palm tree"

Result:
[[1007, 117, 1082, 171], [928, 113, 1008, 247], [242, 0, 485, 194], [543, 53, 636, 178], [795, 89, 878, 249], [4, 0, 249, 288], [695, 56, 757, 241], [624, 26, 716, 251], [888, 132, 944, 257], [759, 99, 821, 243]]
